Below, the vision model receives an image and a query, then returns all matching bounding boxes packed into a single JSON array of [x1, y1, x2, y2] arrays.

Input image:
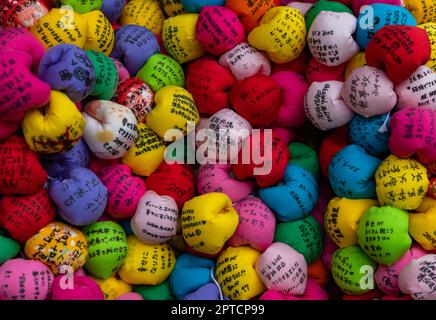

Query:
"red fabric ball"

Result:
[[365, 25, 431, 83], [0, 188, 56, 243], [145, 162, 196, 209], [0, 135, 47, 195], [306, 58, 345, 84], [230, 74, 281, 127], [88, 157, 121, 175], [186, 56, 236, 115], [232, 130, 291, 188], [319, 127, 350, 177]]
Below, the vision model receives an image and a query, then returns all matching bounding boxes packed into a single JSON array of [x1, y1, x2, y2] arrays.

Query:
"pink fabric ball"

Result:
[[219, 42, 271, 81], [131, 190, 178, 244], [375, 244, 427, 296], [300, 278, 329, 300], [341, 66, 397, 117], [272, 127, 294, 144], [256, 242, 308, 295], [228, 197, 276, 251], [399, 254, 436, 300], [115, 292, 144, 300], [196, 6, 245, 56], [200, 108, 252, 162], [0, 258, 53, 300], [50, 275, 105, 300], [196, 163, 253, 202], [111, 57, 130, 83], [305, 81, 354, 130], [271, 71, 308, 127], [322, 236, 338, 272], [395, 66, 436, 110], [99, 164, 147, 219], [389, 107, 436, 164]]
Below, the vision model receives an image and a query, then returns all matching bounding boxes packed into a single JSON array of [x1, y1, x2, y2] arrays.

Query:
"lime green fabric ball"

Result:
[[358, 206, 412, 266], [83, 221, 128, 279], [61, 0, 103, 14], [136, 53, 185, 92], [332, 245, 378, 295]]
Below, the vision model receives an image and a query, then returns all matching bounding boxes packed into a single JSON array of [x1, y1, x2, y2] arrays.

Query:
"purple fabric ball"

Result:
[[111, 25, 160, 75], [101, 0, 125, 23], [48, 166, 108, 226], [41, 139, 91, 178], [38, 44, 95, 102]]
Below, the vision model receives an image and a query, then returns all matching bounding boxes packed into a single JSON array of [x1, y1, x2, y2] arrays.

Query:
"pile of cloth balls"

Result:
[[0, 0, 436, 301]]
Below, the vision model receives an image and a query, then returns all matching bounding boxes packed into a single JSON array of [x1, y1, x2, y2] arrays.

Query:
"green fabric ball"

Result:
[[288, 142, 320, 178], [305, 0, 353, 31], [133, 281, 174, 300], [0, 233, 20, 264], [358, 206, 412, 266], [86, 50, 118, 100], [136, 53, 185, 92], [332, 245, 378, 295], [83, 221, 128, 279], [274, 215, 324, 264], [60, 0, 103, 14]]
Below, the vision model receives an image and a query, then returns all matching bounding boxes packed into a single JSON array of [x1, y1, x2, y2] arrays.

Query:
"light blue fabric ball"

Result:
[[259, 164, 318, 222], [356, 4, 416, 49], [349, 113, 391, 157], [169, 253, 215, 299], [328, 144, 381, 199], [181, 0, 225, 13]]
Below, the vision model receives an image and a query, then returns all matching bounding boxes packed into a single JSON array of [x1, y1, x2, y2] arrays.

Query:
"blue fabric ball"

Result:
[[356, 4, 416, 49], [181, 0, 225, 12], [169, 253, 215, 299], [259, 164, 318, 222], [349, 113, 391, 157], [328, 144, 381, 199]]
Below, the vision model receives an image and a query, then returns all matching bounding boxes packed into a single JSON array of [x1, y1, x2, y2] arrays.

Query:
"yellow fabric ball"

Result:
[[161, 0, 185, 16], [120, 0, 165, 34], [122, 123, 166, 176], [215, 246, 265, 300], [418, 23, 436, 72], [325, 197, 378, 248], [22, 90, 85, 154], [404, 0, 436, 24], [24, 222, 88, 275], [162, 14, 205, 64], [247, 6, 306, 64], [92, 276, 132, 300], [30, 8, 88, 49], [344, 52, 367, 78], [375, 155, 429, 210], [181, 192, 239, 255], [118, 236, 176, 285], [146, 86, 199, 139], [409, 197, 436, 250], [82, 10, 114, 55]]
